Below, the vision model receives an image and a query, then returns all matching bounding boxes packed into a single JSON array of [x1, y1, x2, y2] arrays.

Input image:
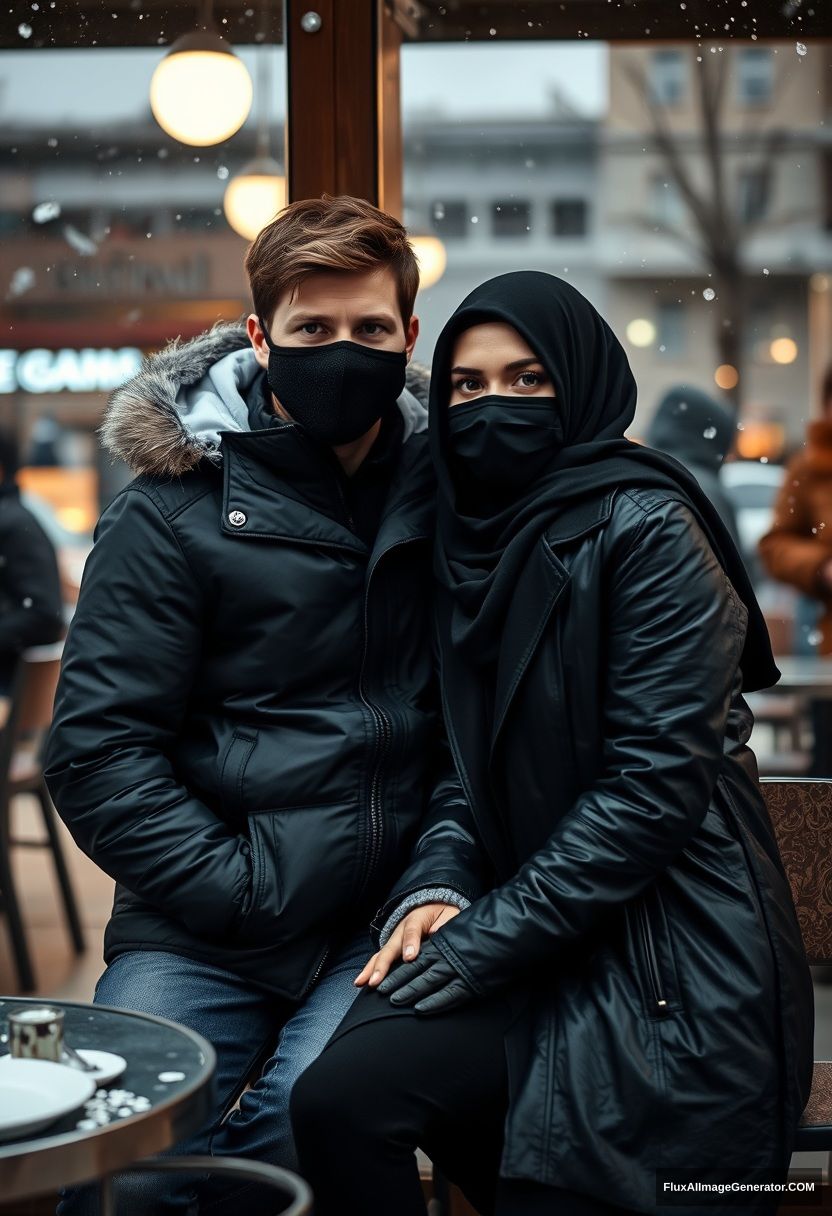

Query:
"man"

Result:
[[45, 195, 485, 1214], [0, 428, 63, 694]]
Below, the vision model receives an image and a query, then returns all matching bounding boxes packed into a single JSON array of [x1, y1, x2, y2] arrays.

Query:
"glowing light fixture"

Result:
[[626, 318, 656, 348], [410, 235, 448, 291], [224, 158, 286, 240], [150, 2, 252, 147], [714, 364, 739, 391], [769, 337, 798, 365], [223, 24, 285, 241]]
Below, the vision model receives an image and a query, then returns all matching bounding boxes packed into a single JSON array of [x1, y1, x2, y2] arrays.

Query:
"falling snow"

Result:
[[63, 226, 99, 256], [32, 201, 61, 224]]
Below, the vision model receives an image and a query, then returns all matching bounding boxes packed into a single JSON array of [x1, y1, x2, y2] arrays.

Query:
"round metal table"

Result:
[[0, 996, 216, 1204]]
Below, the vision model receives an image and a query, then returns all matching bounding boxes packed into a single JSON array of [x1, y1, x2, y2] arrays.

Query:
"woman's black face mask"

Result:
[[447, 395, 563, 491], [260, 322, 407, 446]]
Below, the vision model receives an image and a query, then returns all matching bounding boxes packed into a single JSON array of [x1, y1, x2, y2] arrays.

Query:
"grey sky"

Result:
[[0, 41, 607, 127]]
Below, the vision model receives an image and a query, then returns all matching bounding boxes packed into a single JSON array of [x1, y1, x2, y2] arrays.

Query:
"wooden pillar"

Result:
[[285, 0, 404, 217]]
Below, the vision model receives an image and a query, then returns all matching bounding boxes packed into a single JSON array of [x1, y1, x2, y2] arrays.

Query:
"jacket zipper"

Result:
[[637, 897, 669, 1014], [302, 945, 331, 996], [356, 534, 426, 898]]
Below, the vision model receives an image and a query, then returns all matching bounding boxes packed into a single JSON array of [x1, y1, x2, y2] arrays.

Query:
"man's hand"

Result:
[[355, 902, 461, 989]]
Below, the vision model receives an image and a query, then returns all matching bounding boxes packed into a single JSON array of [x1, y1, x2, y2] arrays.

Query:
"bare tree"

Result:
[[623, 47, 799, 411]]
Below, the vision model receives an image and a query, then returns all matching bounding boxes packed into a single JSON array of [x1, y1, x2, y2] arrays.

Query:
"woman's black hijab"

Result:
[[430, 270, 778, 694]]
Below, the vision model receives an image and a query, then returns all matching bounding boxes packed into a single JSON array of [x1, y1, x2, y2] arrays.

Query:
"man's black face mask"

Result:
[[260, 322, 407, 446]]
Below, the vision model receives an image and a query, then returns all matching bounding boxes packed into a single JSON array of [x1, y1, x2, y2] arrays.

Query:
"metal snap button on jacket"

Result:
[[228, 510, 247, 527]]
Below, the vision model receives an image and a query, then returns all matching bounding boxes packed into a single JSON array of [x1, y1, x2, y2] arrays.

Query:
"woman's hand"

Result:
[[376, 939, 476, 1014], [355, 902, 461, 988]]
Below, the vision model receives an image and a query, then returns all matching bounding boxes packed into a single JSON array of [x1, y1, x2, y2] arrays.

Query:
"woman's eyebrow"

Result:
[[505, 358, 543, 371], [451, 365, 483, 376]]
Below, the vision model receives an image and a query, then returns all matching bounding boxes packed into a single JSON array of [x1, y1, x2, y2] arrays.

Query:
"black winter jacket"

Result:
[[0, 484, 63, 691], [44, 325, 486, 999], [383, 486, 813, 1212]]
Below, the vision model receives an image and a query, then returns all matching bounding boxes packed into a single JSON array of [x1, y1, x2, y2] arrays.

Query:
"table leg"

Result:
[[99, 1175, 116, 1216]]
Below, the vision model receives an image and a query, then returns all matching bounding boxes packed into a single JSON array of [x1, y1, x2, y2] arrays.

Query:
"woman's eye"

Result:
[[517, 371, 545, 388], [453, 378, 482, 394]]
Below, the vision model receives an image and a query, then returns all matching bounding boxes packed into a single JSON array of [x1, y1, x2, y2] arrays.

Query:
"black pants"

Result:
[[291, 986, 639, 1216]]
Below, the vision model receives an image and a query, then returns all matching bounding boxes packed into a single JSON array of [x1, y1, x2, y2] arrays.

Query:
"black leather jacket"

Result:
[[386, 485, 813, 1211]]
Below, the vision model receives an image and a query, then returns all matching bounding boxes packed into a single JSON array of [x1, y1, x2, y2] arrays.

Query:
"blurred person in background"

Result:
[[0, 428, 63, 695], [759, 364, 832, 773], [760, 365, 832, 652], [647, 384, 741, 552]]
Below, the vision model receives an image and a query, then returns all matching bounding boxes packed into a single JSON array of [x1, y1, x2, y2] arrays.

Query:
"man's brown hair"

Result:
[[245, 194, 420, 326]]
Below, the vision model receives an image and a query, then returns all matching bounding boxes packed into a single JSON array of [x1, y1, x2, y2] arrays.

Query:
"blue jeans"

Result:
[[58, 931, 369, 1215]]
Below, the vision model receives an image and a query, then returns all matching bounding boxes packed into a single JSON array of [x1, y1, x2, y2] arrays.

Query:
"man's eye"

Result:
[[300, 323, 321, 335], [361, 323, 385, 335]]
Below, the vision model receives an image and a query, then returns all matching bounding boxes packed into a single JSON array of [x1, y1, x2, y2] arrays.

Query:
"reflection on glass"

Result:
[[402, 36, 831, 457], [0, 42, 286, 563]]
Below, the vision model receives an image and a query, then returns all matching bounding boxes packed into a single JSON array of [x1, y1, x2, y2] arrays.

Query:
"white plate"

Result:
[[71, 1049, 127, 1086], [0, 1058, 97, 1141]]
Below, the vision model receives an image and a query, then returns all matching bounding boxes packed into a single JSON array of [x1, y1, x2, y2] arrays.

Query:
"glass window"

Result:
[[656, 301, 686, 358], [401, 34, 826, 454], [492, 200, 532, 239], [649, 175, 686, 228], [551, 199, 588, 238], [649, 50, 686, 106], [431, 200, 469, 239], [0, 38, 286, 537], [738, 168, 770, 224], [737, 48, 774, 106]]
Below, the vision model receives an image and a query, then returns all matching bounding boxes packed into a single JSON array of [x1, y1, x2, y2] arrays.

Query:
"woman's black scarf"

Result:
[[429, 270, 778, 694]]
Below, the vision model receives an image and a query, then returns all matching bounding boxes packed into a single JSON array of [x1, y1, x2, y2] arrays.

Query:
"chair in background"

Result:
[[760, 778, 832, 1174], [0, 643, 84, 992]]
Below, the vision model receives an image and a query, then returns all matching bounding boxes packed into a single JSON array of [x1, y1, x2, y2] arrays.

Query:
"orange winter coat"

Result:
[[759, 419, 832, 654]]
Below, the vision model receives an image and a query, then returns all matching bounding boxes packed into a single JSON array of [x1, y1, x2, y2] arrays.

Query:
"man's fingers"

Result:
[[354, 952, 381, 987], [428, 906, 461, 933], [401, 913, 427, 961]]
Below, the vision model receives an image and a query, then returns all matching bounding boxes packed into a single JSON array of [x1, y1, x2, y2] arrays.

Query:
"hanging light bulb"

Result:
[[224, 157, 287, 239], [150, 1, 252, 147], [410, 235, 447, 291], [223, 32, 286, 240]]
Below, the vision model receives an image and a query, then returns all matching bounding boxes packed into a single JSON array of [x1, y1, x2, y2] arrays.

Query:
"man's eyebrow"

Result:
[[357, 313, 398, 327], [284, 312, 332, 325]]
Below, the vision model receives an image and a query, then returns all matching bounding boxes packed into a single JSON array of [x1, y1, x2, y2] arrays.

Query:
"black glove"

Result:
[[376, 939, 476, 1014]]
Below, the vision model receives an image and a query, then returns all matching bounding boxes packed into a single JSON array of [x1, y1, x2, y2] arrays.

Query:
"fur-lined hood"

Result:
[[101, 321, 431, 479]]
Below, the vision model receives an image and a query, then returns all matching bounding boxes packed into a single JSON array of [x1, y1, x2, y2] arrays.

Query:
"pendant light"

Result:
[[150, 0, 253, 147], [410, 234, 448, 291], [223, 22, 286, 241]]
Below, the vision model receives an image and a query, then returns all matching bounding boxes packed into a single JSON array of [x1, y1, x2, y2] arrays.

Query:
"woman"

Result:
[[291, 273, 814, 1215]]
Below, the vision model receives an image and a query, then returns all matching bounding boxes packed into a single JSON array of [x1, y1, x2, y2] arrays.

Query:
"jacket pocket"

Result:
[[630, 884, 683, 1018], [218, 729, 257, 822]]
